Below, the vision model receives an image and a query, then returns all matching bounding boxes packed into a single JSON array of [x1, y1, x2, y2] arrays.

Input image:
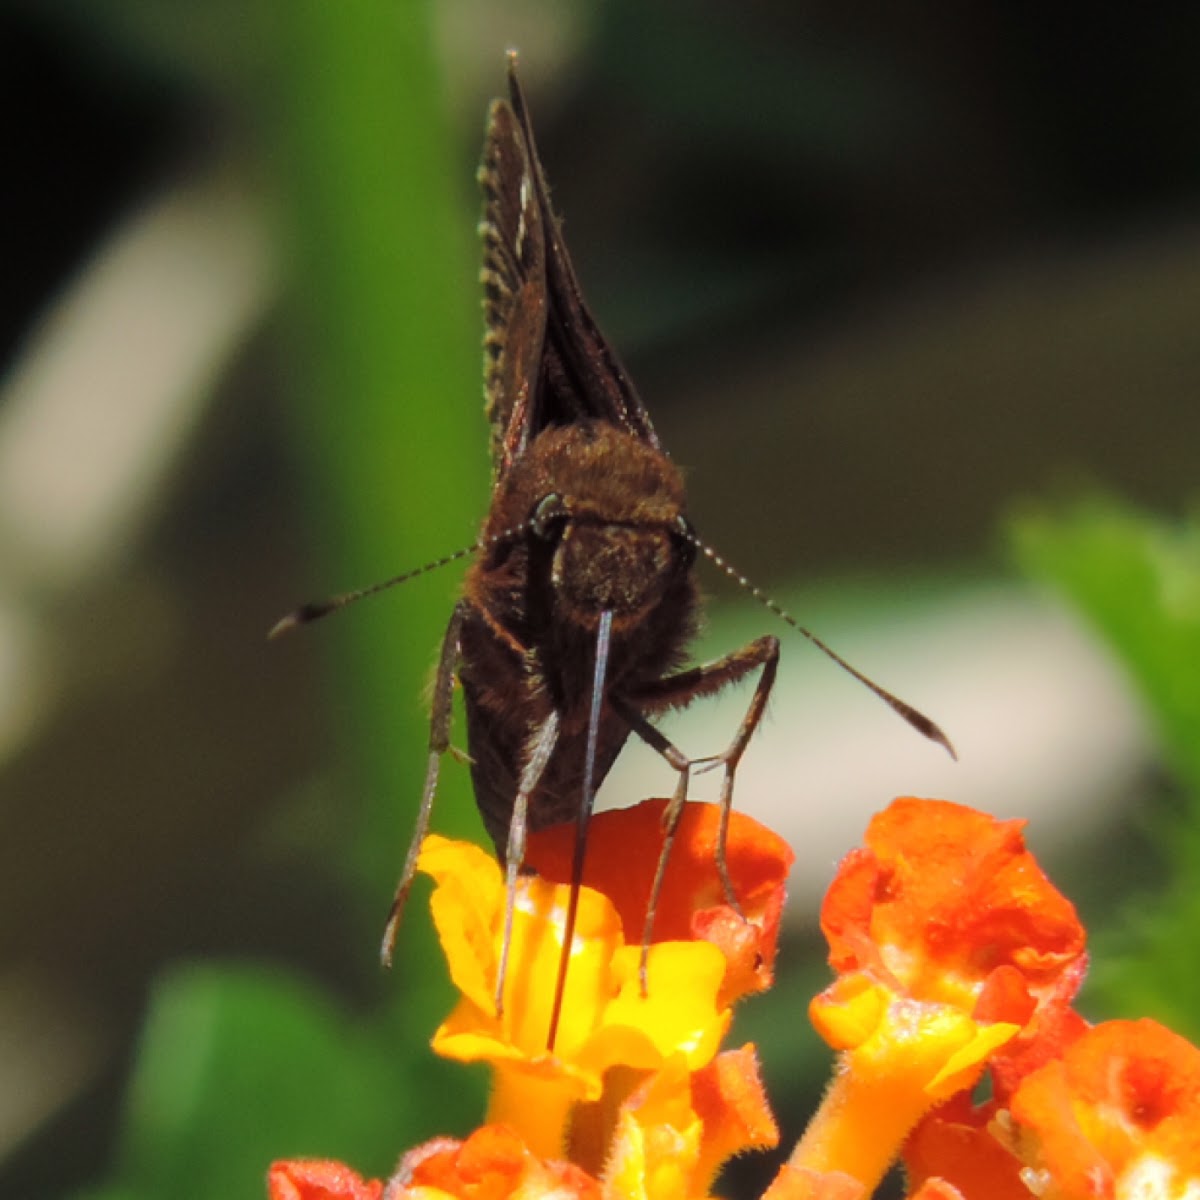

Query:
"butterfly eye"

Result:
[[532, 493, 566, 540]]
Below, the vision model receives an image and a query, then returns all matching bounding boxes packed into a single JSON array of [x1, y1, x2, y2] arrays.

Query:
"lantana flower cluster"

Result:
[[269, 796, 1200, 1200]]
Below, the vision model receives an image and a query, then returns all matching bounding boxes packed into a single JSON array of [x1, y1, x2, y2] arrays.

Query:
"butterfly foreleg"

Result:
[[380, 602, 467, 966]]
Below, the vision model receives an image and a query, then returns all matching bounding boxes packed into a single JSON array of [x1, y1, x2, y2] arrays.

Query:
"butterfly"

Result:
[[275, 58, 953, 1049]]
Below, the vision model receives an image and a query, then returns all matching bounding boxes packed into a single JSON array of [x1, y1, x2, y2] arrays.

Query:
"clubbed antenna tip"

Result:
[[266, 539, 502, 643], [685, 531, 958, 762], [894, 700, 958, 761], [268, 603, 338, 639]]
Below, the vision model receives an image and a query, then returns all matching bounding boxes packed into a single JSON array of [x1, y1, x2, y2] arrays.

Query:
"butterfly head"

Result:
[[481, 420, 695, 633]]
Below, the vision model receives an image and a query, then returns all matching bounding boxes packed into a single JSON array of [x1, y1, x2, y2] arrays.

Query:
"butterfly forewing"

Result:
[[484, 71, 662, 477], [480, 99, 549, 478]]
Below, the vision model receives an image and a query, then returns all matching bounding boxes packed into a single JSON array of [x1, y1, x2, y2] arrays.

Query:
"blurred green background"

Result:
[[2, 2, 1199, 1197]]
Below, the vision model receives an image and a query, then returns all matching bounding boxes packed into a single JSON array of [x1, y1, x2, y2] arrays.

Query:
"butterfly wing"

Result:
[[479, 94, 549, 480], [479, 63, 662, 486]]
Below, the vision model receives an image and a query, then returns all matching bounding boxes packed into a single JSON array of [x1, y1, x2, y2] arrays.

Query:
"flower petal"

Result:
[[421, 827, 735, 1158], [691, 1044, 780, 1182], [603, 1057, 703, 1200], [526, 799, 793, 1001], [268, 1160, 383, 1200], [800, 973, 1019, 1190], [821, 799, 1086, 1023], [395, 1126, 601, 1199], [999, 1019, 1200, 1200], [762, 1165, 867, 1200], [904, 1095, 1028, 1200]]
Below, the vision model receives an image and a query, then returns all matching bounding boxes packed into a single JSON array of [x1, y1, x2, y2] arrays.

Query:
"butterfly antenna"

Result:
[[687, 534, 957, 760], [268, 522, 534, 639]]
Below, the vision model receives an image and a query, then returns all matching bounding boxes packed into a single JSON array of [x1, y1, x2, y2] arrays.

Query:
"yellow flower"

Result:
[[603, 1046, 778, 1200], [418, 800, 791, 1180], [419, 831, 729, 1159]]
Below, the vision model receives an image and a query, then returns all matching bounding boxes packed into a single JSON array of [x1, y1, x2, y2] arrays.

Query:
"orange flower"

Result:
[[996, 1019, 1200, 1200], [903, 1094, 1028, 1200], [761, 1162, 968, 1200], [792, 798, 1089, 1193], [821, 798, 1086, 1024], [821, 797, 1089, 1099], [418, 800, 791, 1166], [270, 1130, 605, 1200], [268, 1159, 382, 1200], [267, 799, 789, 1199], [690, 1044, 780, 1181], [761, 1166, 963, 1200], [396, 1125, 601, 1199], [800, 973, 1019, 1189], [762, 1165, 867, 1200], [526, 798, 793, 1005], [907, 1182, 970, 1200]]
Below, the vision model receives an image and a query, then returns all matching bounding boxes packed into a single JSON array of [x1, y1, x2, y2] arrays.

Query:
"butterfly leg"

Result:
[[380, 603, 467, 966], [617, 635, 780, 989], [607, 698, 696, 994]]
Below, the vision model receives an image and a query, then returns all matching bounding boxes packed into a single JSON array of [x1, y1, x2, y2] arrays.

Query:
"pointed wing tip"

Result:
[[505, 52, 528, 114]]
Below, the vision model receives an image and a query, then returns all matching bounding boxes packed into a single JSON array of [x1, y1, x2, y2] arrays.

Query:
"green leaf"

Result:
[[105, 966, 409, 1195], [1010, 496, 1200, 794], [1010, 495, 1200, 1037]]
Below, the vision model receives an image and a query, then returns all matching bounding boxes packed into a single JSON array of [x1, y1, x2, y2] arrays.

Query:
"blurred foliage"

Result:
[[1011, 499, 1200, 1042], [76, 966, 431, 1200], [261, 0, 486, 1179], [42, 0, 490, 1196]]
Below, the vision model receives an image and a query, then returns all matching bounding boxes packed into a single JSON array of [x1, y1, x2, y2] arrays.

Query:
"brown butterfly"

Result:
[[274, 58, 953, 1049]]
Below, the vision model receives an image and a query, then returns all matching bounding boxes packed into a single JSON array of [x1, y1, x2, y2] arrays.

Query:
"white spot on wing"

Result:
[[516, 173, 531, 258]]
